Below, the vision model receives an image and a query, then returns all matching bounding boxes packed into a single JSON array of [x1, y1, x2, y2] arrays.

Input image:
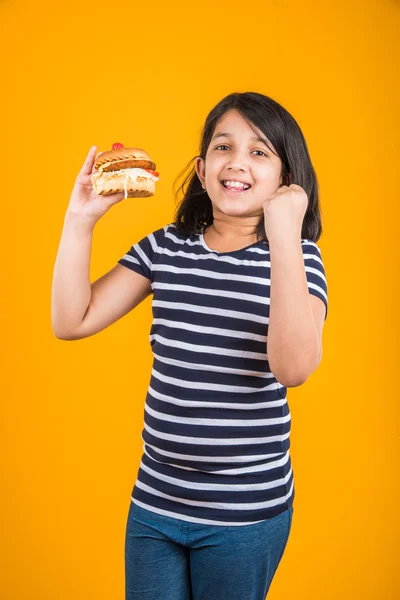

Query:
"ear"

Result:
[[195, 156, 206, 187]]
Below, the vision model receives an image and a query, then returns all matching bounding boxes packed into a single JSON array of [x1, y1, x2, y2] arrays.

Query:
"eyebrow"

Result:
[[211, 132, 271, 148]]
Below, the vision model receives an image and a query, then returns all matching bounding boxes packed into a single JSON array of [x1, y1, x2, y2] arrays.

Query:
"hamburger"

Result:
[[91, 143, 159, 198]]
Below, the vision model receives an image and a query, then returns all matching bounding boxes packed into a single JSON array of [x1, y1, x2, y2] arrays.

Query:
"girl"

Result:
[[52, 91, 328, 600]]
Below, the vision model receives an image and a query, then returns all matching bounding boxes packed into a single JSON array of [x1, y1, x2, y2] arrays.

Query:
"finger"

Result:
[[90, 152, 103, 175], [90, 150, 106, 175], [79, 146, 98, 177], [100, 192, 125, 210], [109, 191, 126, 204]]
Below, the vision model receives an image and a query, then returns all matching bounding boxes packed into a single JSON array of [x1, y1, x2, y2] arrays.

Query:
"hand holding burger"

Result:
[[66, 144, 160, 225], [91, 142, 159, 198]]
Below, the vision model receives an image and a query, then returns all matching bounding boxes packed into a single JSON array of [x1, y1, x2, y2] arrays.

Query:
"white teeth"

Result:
[[223, 181, 250, 190]]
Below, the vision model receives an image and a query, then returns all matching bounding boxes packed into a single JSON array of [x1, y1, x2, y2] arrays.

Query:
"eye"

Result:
[[215, 145, 267, 157]]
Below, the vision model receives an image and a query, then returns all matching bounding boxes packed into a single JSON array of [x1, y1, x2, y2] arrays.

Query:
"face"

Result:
[[195, 109, 284, 220]]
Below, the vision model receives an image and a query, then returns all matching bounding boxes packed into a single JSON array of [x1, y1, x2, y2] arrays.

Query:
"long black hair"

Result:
[[172, 91, 323, 244]]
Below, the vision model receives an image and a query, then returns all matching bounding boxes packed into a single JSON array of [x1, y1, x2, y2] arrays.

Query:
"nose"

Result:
[[225, 149, 250, 172], [226, 156, 248, 173], [227, 163, 246, 171], [225, 163, 248, 180]]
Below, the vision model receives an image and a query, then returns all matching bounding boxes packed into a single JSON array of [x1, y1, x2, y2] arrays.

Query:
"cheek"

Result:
[[253, 174, 280, 193], [258, 163, 281, 180]]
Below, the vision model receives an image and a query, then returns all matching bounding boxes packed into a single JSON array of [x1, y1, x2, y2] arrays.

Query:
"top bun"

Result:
[[94, 147, 156, 172]]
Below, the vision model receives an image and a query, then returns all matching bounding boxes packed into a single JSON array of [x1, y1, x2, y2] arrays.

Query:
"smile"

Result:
[[221, 181, 252, 194]]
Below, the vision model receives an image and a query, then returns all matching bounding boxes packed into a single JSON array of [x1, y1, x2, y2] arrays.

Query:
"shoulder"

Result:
[[140, 222, 174, 249]]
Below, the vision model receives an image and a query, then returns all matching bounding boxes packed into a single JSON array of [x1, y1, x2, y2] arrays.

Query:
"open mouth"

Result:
[[221, 181, 252, 194]]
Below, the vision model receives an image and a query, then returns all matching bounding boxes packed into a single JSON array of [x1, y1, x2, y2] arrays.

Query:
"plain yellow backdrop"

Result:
[[1, 0, 398, 598]]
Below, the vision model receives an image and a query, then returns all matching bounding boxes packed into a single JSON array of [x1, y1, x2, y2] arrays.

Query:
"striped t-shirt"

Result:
[[118, 222, 328, 526]]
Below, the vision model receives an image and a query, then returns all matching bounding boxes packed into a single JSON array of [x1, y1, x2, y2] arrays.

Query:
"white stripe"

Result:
[[152, 300, 268, 325], [152, 264, 271, 286], [140, 458, 292, 491], [307, 283, 328, 304], [152, 349, 270, 376], [158, 246, 270, 267], [143, 422, 290, 445], [144, 402, 291, 428], [147, 385, 286, 410], [143, 444, 290, 474], [302, 251, 323, 266], [151, 282, 270, 308], [151, 366, 275, 393], [151, 317, 267, 343], [143, 442, 285, 464], [133, 240, 152, 271], [305, 264, 326, 281], [150, 333, 267, 360], [134, 477, 294, 511], [120, 254, 141, 267]]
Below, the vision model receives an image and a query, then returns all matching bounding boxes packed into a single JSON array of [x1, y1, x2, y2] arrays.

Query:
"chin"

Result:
[[213, 199, 262, 218]]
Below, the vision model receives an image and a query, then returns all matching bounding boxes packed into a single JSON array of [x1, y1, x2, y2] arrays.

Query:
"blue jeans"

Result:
[[125, 501, 293, 600]]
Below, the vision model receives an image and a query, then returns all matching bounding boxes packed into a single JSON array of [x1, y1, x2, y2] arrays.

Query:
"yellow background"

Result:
[[1, 0, 398, 598]]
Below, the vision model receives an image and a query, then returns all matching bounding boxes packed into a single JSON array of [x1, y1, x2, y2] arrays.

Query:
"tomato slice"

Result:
[[145, 169, 159, 177]]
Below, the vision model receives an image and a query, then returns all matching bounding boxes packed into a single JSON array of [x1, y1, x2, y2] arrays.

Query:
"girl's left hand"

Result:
[[262, 184, 308, 244]]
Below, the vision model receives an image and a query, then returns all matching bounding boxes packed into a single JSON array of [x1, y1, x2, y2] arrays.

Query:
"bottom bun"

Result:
[[91, 171, 155, 198]]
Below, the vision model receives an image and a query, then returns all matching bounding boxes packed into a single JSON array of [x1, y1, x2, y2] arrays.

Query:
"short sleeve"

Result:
[[118, 224, 168, 281], [301, 240, 328, 320]]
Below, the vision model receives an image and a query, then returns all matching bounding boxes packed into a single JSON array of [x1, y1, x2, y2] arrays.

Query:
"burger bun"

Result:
[[91, 169, 155, 198], [90, 146, 158, 198]]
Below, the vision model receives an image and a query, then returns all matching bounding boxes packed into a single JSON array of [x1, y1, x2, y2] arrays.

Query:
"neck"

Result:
[[207, 217, 260, 242]]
